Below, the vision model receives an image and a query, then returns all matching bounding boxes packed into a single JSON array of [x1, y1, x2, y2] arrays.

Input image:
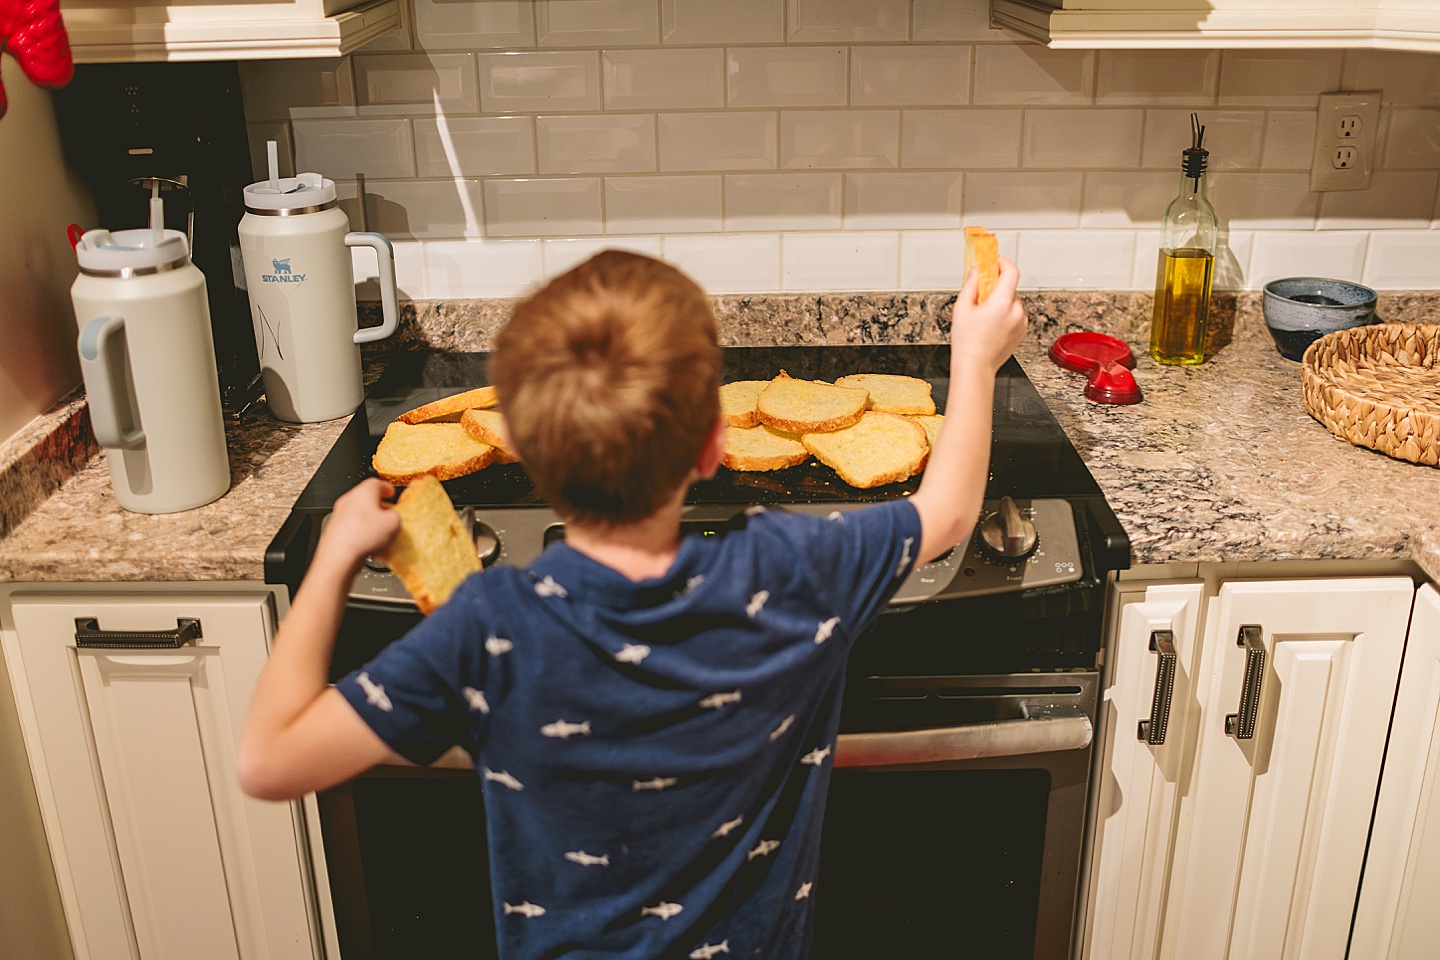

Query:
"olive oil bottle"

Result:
[[1151, 115, 1217, 365]]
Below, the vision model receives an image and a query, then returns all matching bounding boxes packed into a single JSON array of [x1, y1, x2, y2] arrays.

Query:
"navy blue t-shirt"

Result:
[[337, 499, 922, 960]]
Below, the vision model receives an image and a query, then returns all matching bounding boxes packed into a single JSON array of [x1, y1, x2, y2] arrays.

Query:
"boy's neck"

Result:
[[563, 492, 685, 582]]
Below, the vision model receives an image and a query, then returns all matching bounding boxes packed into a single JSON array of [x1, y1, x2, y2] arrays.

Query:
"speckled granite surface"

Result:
[[2, 291, 1437, 583]]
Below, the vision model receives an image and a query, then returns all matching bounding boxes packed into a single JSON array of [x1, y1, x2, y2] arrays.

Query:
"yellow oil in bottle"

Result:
[[1150, 247, 1214, 365]]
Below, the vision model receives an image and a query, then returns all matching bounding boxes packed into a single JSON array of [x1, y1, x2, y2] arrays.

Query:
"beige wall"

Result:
[[0, 55, 95, 445]]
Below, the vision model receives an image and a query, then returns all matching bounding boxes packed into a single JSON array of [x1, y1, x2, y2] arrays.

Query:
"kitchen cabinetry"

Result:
[[0, 586, 335, 960], [1082, 575, 1425, 960], [993, 0, 1440, 52]]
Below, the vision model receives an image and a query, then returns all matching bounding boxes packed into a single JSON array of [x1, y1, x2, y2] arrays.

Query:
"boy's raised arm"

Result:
[[908, 257, 1027, 564]]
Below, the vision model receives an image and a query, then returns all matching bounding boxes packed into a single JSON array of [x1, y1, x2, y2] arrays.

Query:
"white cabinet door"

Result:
[[1082, 582, 1204, 960], [1350, 583, 1440, 960], [8, 593, 320, 960], [1162, 578, 1415, 960]]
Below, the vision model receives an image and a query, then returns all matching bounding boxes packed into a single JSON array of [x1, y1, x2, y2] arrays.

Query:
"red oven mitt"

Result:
[[0, 0, 75, 120]]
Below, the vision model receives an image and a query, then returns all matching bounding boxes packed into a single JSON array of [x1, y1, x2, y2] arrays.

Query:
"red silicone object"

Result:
[[0, 0, 75, 121], [1048, 331, 1135, 375], [1083, 361, 1143, 405]]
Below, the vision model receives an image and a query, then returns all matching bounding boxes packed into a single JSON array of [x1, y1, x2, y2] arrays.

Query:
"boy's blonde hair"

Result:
[[491, 251, 721, 526]]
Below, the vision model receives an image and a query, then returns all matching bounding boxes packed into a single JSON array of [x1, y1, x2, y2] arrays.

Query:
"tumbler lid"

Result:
[[75, 228, 190, 277], [244, 172, 339, 213]]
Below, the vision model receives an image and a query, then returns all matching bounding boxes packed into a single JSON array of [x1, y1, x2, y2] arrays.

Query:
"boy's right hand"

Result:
[[951, 256, 1027, 374], [317, 477, 401, 572]]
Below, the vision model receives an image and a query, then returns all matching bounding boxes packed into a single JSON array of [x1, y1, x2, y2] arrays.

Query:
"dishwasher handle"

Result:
[[833, 709, 1092, 769]]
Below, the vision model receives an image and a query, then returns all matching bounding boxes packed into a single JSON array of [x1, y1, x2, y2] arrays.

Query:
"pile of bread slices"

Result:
[[372, 386, 515, 486], [722, 372, 941, 488]]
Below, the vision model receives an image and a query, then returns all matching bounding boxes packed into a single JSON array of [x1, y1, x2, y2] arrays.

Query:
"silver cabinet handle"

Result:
[[833, 710, 1092, 769], [1138, 629, 1177, 745], [74, 617, 201, 649], [1225, 625, 1266, 740]]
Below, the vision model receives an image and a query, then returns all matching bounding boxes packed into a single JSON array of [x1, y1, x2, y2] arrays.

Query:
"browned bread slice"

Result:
[[756, 371, 868, 434], [965, 226, 1000, 303], [834, 373, 936, 416], [720, 380, 769, 428], [802, 412, 930, 489], [396, 386, 500, 424], [373, 422, 494, 486], [723, 424, 809, 472], [380, 475, 481, 615], [459, 408, 519, 464], [910, 414, 944, 450]]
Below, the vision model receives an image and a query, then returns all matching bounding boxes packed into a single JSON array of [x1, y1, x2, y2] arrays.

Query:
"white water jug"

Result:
[[238, 168, 398, 423], [72, 225, 231, 514]]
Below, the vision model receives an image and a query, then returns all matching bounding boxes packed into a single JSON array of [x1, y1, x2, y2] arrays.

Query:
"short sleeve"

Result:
[[334, 591, 488, 765]]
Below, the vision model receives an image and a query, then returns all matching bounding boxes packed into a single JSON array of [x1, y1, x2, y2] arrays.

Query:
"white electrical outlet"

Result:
[[1311, 91, 1382, 192]]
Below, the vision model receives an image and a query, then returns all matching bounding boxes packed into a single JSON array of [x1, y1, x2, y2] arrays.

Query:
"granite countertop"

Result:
[[1, 291, 1436, 583]]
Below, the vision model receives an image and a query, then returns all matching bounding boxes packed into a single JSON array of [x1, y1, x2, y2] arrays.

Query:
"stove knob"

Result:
[[474, 521, 501, 568], [979, 496, 1038, 560]]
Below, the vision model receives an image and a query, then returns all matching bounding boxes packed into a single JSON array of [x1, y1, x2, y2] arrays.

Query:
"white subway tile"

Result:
[[1343, 51, 1440, 108], [726, 47, 848, 108], [662, 0, 783, 44], [901, 230, 1017, 290], [543, 237, 664, 278], [786, 0, 908, 43], [1209, 172, 1318, 230], [1081, 172, 1177, 228], [1141, 110, 1265, 171], [239, 58, 356, 122], [482, 178, 604, 237], [661, 234, 782, 292], [780, 110, 900, 170], [353, 53, 479, 116], [964, 172, 1083, 228], [851, 46, 971, 107], [535, 0, 659, 47], [356, 179, 485, 239], [1261, 112, 1318, 171], [1362, 231, 1440, 288], [912, 0, 1010, 41], [1017, 231, 1136, 289], [293, 118, 414, 179], [537, 114, 657, 174], [425, 239, 546, 297], [413, 0, 535, 50], [973, 46, 1093, 106], [1096, 50, 1219, 106], [725, 173, 842, 231], [414, 116, 534, 177], [1382, 108, 1440, 170], [605, 175, 723, 233], [1214, 229, 1255, 291], [1130, 230, 1162, 291], [901, 109, 1022, 169], [1024, 110, 1144, 169], [479, 51, 602, 113], [782, 233, 900, 291], [353, 240, 427, 300], [1248, 231, 1369, 289], [659, 112, 778, 172], [248, 123, 295, 179], [1318, 171, 1438, 230], [1217, 51, 1343, 107], [603, 49, 724, 110], [843, 172, 964, 230]]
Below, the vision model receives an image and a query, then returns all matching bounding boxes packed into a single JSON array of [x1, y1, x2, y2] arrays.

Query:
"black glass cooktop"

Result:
[[290, 345, 1105, 513]]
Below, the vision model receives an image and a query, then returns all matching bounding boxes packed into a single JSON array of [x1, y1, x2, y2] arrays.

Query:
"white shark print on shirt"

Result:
[[484, 768, 524, 791], [795, 882, 813, 901], [746, 590, 769, 618], [744, 505, 766, 517], [814, 617, 840, 645], [614, 643, 651, 664], [801, 744, 831, 766], [356, 673, 392, 712], [503, 901, 545, 918], [685, 575, 705, 593], [534, 575, 567, 598], [699, 690, 742, 709], [826, 510, 844, 522], [769, 714, 797, 741], [690, 940, 730, 959], [641, 901, 683, 920], [461, 686, 489, 714], [897, 536, 914, 577], [747, 839, 780, 861], [540, 719, 591, 739], [485, 636, 513, 656], [711, 815, 744, 839], [564, 850, 609, 867], [633, 776, 679, 792]]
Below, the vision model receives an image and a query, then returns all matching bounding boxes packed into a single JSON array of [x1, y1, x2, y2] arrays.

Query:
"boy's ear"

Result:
[[696, 416, 726, 479]]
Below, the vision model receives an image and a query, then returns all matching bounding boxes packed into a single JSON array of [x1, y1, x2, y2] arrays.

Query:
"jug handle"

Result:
[[346, 232, 399, 344], [78, 315, 146, 450]]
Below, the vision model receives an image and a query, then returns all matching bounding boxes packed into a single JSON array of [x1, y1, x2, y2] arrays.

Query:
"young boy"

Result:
[[239, 251, 1027, 959]]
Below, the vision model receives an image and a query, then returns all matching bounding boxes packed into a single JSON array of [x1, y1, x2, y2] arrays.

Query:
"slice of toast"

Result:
[[909, 414, 944, 450], [719, 380, 769, 428], [834, 373, 936, 416], [802, 412, 930, 489], [373, 422, 494, 486], [380, 475, 481, 615], [756, 371, 868, 434], [396, 386, 500, 424], [723, 424, 809, 472], [964, 226, 1000, 303], [459, 408, 519, 464]]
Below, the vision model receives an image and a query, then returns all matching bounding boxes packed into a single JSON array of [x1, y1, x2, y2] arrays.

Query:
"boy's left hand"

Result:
[[318, 478, 402, 569]]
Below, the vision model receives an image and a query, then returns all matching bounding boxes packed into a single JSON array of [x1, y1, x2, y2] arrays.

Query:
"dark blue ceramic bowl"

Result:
[[1262, 277, 1377, 361]]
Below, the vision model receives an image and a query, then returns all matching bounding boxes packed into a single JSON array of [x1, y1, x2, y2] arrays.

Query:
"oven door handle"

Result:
[[833, 709, 1093, 768]]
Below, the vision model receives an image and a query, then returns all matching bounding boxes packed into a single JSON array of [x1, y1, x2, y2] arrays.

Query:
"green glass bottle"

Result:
[[1151, 114, 1218, 365]]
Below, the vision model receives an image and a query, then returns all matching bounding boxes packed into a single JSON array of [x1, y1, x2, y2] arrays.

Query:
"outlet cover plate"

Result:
[[1311, 91, 1382, 192]]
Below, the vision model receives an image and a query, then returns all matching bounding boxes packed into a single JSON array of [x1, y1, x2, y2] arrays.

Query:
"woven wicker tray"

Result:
[[1301, 323, 1440, 467]]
